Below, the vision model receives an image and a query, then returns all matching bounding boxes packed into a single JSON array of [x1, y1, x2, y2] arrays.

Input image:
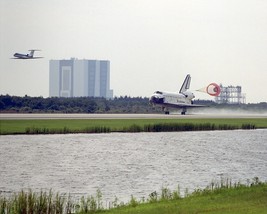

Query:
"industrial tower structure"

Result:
[[215, 84, 246, 104]]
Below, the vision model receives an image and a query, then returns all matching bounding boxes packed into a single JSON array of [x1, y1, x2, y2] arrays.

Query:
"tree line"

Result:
[[0, 95, 160, 113], [0, 95, 266, 114]]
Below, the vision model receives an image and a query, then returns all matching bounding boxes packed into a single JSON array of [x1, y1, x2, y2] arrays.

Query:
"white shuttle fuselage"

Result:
[[149, 74, 204, 115]]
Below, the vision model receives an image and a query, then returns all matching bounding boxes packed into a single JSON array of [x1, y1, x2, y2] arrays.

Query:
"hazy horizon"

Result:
[[1, 0, 267, 103]]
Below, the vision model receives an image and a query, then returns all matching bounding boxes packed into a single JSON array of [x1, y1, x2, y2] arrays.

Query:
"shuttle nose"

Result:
[[149, 96, 154, 105], [149, 95, 164, 104]]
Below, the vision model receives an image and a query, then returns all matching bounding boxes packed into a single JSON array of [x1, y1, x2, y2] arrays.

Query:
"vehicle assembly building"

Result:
[[49, 58, 113, 98], [215, 84, 246, 104]]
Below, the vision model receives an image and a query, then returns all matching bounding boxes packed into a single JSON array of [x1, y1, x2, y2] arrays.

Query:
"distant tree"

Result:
[[1, 95, 265, 114]]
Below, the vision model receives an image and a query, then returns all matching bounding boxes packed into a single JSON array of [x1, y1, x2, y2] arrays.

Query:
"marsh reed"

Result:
[[1, 177, 264, 213]]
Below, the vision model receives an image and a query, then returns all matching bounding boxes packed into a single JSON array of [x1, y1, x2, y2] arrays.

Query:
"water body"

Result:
[[0, 130, 267, 203]]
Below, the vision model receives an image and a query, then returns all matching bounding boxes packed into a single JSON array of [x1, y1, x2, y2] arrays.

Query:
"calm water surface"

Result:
[[0, 130, 267, 202]]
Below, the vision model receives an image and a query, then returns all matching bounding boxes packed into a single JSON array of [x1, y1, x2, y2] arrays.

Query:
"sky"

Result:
[[1, 0, 267, 103]]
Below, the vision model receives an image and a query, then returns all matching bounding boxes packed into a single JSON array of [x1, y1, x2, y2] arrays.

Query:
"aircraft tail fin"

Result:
[[179, 74, 191, 93], [28, 50, 35, 57], [28, 49, 41, 57]]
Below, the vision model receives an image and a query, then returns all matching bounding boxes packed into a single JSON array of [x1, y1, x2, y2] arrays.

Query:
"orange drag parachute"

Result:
[[197, 83, 221, 96]]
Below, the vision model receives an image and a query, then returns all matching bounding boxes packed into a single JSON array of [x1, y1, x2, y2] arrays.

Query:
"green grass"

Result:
[[1, 179, 266, 214], [123, 186, 267, 214], [1, 118, 267, 134], [104, 178, 267, 214]]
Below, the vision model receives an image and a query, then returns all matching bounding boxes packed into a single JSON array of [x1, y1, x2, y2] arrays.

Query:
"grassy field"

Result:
[[1, 179, 266, 214], [1, 118, 267, 134], [104, 183, 267, 214]]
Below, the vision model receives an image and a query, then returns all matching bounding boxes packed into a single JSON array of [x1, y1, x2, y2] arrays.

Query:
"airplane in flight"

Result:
[[149, 74, 220, 115], [12, 50, 43, 59]]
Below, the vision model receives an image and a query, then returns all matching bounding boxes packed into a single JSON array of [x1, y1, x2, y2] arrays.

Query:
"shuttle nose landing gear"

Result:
[[181, 108, 187, 115]]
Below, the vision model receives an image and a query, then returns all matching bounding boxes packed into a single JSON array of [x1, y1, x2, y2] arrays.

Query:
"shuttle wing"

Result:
[[161, 103, 206, 109]]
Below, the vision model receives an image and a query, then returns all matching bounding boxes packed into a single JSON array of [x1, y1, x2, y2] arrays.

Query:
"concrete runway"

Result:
[[1, 113, 266, 120]]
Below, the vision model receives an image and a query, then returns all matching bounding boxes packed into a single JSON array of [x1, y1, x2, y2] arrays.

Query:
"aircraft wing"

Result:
[[161, 103, 207, 109]]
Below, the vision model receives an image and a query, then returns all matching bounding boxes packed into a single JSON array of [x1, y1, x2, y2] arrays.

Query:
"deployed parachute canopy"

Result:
[[197, 83, 221, 96], [206, 83, 221, 96]]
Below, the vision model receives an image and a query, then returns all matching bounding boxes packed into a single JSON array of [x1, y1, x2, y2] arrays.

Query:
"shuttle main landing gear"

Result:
[[163, 107, 170, 115], [181, 108, 187, 115]]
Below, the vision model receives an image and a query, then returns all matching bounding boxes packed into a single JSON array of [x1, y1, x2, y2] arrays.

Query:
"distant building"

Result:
[[215, 84, 246, 104], [49, 58, 113, 98]]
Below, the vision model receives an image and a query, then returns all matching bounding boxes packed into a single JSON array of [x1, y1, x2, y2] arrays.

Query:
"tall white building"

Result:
[[49, 58, 113, 98]]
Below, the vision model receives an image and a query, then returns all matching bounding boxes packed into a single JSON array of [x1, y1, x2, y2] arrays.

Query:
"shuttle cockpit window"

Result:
[[154, 91, 163, 94]]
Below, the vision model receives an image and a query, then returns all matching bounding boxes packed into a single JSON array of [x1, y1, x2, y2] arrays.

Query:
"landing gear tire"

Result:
[[181, 108, 187, 115], [165, 111, 170, 115]]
